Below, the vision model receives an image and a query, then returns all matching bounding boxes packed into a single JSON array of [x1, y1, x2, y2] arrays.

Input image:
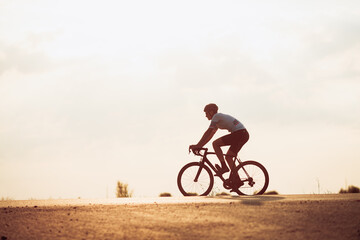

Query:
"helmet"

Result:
[[204, 103, 218, 113]]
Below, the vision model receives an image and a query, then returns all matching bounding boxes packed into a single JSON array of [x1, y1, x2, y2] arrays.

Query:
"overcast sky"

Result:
[[1, 0, 359, 199]]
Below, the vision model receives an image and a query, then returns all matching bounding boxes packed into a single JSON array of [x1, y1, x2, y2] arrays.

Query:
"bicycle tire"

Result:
[[177, 162, 214, 196], [234, 161, 269, 195]]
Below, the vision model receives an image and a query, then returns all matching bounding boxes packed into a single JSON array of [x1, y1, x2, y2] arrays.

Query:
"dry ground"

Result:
[[1, 194, 360, 240]]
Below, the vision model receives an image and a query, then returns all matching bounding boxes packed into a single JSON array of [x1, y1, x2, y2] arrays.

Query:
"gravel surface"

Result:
[[1, 194, 360, 240]]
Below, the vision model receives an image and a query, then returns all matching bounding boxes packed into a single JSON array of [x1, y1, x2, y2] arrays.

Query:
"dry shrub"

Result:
[[339, 185, 360, 193], [187, 192, 199, 196], [159, 192, 172, 197], [116, 181, 133, 198], [216, 192, 230, 196], [264, 190, 279, 195]]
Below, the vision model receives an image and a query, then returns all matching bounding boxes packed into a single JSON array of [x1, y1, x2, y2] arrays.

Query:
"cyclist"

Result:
[[189, 103, 249, 177]]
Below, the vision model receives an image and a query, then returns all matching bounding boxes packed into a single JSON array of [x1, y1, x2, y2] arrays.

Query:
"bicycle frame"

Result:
[[179, 147, 269, 196], [192, 148, 250, 183]]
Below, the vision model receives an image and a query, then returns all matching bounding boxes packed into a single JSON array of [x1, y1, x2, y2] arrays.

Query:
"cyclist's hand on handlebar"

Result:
[[189, 144, 199, 151], [189, 145, 195, 153], [189, 144, 202, 155]]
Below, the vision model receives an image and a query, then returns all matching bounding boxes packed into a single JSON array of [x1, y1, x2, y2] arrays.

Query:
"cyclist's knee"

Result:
[[212, 139, 223, 148], [212, 140, 219, 149]]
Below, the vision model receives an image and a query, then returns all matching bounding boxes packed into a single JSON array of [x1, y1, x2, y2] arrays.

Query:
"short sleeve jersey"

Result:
[[209, 113, 245, 133]]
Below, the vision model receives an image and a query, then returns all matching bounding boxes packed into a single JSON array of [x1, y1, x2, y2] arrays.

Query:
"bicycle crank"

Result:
[[248, 177, 255, 187]]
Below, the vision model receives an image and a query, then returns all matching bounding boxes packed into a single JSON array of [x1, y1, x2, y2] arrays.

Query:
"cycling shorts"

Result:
[[219, 129, 249, 154]]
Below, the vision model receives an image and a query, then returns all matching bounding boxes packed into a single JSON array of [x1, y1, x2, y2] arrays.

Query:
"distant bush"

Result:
[[116, 181, 133, 198], [0, 197, 14, 201], [339, 185, 360, 194], [187, 192, 199, 196], [159, 192, 172, 197], [216, 192, 230, 196], [264, 191, 279, 195]]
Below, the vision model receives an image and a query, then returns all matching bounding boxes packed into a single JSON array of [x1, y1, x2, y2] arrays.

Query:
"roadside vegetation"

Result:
[[216, 192, 230, 196], [187, 193, 199, 196], [0, 197, 14, 201], [264, 190, 279, 195], [339, 185, 360, 193], [159, 192, 172, 197], [116, 181, 133, 198]]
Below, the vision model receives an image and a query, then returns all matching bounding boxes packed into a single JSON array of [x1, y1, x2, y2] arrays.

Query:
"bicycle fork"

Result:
[[194, 161, 205, 182]]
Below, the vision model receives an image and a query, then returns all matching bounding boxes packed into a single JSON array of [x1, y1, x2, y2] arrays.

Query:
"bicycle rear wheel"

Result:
[[234, 161, 269, 195], [177, 162, 214, 196]]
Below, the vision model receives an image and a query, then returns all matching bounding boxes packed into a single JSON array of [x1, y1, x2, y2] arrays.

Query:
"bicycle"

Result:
[[177, 147, 269, 196]]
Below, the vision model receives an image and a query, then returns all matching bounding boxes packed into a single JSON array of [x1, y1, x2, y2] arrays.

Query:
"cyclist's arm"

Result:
[[196, 128, 217, 148]]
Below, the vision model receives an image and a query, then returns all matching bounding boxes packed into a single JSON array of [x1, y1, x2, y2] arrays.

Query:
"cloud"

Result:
[[1, 0, 360, 198], [0, 42, 54, 76]]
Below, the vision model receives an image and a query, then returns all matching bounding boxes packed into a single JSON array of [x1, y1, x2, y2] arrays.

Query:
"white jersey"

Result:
[[209, 113, 245, 133]]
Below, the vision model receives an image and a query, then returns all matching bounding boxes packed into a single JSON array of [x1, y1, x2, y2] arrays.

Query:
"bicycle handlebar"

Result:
[[189, 147, 208, 156]]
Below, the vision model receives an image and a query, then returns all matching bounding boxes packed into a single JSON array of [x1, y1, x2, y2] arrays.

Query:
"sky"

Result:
[[1, 0, 359, 200]]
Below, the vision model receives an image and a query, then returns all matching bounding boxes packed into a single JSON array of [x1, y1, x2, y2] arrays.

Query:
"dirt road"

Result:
[[1, 194, 360, 240]]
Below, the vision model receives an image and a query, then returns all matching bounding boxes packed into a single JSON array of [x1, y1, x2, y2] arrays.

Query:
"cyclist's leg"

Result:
[[225, 150, 237, 170], [227, 129, 250, 159], [212, 138, 229, 171], [213, 129, 250, 171], [217, 129, 249, 169], [227, 129, 250, 185]]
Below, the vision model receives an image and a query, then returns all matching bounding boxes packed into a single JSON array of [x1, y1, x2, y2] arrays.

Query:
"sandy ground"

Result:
[[1, 194, 360, 240]]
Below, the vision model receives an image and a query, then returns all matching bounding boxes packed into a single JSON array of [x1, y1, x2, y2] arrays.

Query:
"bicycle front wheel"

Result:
[[235, 161, 269, 195], [177, 162, 214, 196]]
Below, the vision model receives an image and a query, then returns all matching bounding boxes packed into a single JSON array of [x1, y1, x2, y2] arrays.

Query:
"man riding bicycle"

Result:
[[189, 103, 249, 177]]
